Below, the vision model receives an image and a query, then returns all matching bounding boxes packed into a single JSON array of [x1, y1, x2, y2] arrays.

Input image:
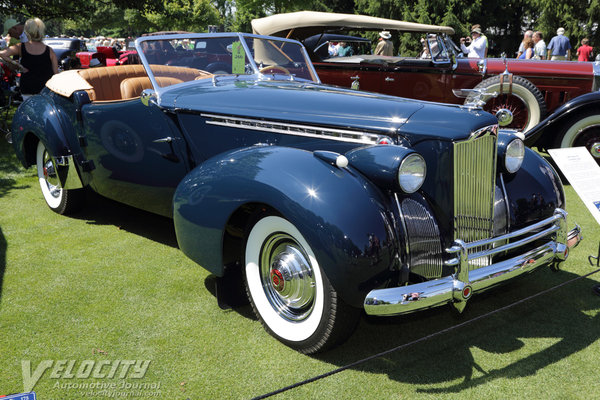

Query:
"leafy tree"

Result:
[[144, 0, 220, 33], [232, 0, 317, 32], [0, 0, 161, 21]]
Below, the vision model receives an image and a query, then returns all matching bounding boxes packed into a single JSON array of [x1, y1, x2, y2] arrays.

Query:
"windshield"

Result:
[[136, 33, 319, 87]]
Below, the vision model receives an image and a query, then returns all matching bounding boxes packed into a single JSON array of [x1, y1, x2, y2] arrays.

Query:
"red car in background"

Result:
[[252, 11, 599, 144], [77, 44, 137, 68]]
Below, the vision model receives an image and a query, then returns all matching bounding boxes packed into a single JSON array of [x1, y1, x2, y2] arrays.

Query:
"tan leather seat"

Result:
[[76, 65, 212, 102], [120, 76, 183, 99], [78, 65, 146, 101]]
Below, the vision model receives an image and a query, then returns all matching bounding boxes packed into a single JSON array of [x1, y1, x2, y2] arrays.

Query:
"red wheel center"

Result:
[[462, 286, 472, 299], [270, 269, 285, 292]]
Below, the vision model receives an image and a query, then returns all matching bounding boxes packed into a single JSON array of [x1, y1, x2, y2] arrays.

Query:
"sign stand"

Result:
[[548, 147, 600, 297], [588, 241, 600, 296]]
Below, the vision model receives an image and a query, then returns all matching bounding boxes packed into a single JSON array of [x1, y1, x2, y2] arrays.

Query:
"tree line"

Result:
[[2, 0, 597, 57]]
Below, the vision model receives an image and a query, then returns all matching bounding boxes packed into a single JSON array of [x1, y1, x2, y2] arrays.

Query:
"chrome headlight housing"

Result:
[[398, 153, 426, 193], [504, 138, 525, 173]]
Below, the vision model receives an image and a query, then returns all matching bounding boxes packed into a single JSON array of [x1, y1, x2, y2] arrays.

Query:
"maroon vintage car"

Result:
[[252, 11, 599, 138]]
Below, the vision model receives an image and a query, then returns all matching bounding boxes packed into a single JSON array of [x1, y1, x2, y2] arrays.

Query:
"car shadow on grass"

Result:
[[70, 190, 179, 249], [311, 268, 600, 394]]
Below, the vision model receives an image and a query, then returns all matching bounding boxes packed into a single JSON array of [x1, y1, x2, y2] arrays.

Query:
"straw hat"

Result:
[[379, 31, 391, 40]]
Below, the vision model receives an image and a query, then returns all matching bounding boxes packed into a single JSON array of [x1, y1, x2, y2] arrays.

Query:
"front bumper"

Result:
[[364, 208, 582, 316]]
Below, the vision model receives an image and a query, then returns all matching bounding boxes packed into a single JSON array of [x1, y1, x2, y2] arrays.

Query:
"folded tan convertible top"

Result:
[[251, 11, 455, 38]]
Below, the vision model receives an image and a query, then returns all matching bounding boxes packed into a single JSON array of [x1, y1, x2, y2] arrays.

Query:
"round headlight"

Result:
[[398, 153, 426, 193], [505, 138, 525, 173]]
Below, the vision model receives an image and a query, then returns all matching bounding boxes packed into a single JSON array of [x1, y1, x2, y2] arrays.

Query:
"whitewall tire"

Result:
[[466, 75, 546, 132], [555, 112, 600, 164], [36, 141, 84, 214], [244, 215, 360, 353]]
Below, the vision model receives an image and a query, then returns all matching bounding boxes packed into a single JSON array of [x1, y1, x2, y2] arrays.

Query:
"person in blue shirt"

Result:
[[336, 42, 353, 57], [547, 27, 571, 60]]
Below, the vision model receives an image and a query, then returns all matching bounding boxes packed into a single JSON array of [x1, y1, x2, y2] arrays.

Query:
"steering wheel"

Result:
[[259, 65, 291, 75]]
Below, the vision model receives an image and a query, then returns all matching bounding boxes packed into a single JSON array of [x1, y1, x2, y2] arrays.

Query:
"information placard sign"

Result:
[[548, 146, 600, 226]]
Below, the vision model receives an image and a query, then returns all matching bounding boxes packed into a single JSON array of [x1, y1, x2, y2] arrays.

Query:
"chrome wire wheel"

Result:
[[260, 232, 316, 322], [466, 75, 546, 132]]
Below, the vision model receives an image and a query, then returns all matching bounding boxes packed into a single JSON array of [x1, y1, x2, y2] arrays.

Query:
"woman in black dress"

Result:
[[0, 17, 58, 95]]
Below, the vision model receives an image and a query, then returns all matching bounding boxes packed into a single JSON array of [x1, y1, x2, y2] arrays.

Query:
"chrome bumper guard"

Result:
[[364, 209, 582, 316]]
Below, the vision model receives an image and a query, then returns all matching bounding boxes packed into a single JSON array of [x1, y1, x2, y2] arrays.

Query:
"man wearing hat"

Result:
[[547, 27, 571, 60], [460, 25, 487, 58], [374, 31, 393, 56], [4, 18, 28, 46]]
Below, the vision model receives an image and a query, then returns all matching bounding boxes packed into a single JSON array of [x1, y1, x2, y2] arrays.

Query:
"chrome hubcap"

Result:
[[495, 108, 514, 127], [591, 142, 600, 159], [42, 151, 61, 198], [261, 233, 316, 322]]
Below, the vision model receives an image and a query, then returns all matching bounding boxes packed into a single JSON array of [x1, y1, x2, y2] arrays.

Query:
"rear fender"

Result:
[[11, 91, 85, 188], [173, 145, 399, 307]]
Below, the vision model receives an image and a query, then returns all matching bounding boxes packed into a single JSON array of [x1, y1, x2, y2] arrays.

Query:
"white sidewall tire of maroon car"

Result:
[[467, 75, 547, 132]]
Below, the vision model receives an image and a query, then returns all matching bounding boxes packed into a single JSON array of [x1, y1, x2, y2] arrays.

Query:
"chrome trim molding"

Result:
[[364, 208, 581, 316], [593, 62, 600, 91], [202, 113, 383, 144], [401, 198, 443, 279]]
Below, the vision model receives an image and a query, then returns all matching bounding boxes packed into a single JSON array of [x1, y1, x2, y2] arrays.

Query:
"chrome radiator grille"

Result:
[[453, 127, 498, 269]]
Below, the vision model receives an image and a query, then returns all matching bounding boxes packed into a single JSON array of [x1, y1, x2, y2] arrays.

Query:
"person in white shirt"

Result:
[[533, 31, 546, 60], [460, 27, 487, 58]]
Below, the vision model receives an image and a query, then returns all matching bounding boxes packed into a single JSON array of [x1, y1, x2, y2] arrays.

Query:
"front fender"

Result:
[[502, 148, 565, 229], [173, 145, 398, 307], [525, 91, 600, 146]]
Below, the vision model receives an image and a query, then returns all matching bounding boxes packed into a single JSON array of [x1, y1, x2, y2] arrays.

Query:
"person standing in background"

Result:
[[533, 31, 546, 59], [374, 31, 393, 56], [460, 26, 487, 58], [547, 27, 571, 60], [0, 18, 58, 95], [517, 30, 533, 58], [576, 38, 594, 61], [518, 38, 534, 59]]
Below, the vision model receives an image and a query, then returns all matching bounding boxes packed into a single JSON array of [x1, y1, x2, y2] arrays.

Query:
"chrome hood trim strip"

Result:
[[202, 113, 385, 144]]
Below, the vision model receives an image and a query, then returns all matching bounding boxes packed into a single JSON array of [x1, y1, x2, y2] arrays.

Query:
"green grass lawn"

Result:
[[1, 135, 599, 400]]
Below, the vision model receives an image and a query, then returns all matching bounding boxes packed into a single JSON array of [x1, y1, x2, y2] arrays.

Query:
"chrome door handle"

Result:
[[153, 137, 179, 143], [350, 75, 360, 80], [385, 77, 395, 82]]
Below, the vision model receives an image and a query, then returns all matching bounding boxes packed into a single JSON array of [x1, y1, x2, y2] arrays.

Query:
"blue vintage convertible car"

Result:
[[11, 32, 582, 353]]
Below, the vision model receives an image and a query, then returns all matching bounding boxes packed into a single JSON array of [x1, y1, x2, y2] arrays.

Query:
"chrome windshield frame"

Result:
[[134, 32, 321, 102]]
